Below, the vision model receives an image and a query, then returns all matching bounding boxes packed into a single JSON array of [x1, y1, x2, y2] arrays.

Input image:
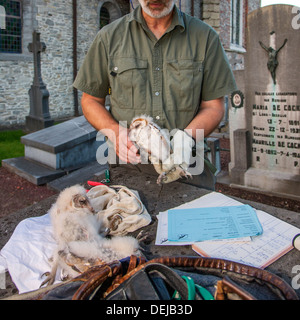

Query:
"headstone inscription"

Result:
[[229, 5, 300, 200], [26, 31, 54, 132]]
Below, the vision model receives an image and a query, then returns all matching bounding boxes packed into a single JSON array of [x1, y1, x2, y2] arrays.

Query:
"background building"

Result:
[[0, 0, 260, 128]]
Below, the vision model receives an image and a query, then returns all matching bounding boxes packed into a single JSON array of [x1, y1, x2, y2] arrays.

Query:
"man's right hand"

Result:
[[81, 93, 141, 164], [112, 125, 141, 164]]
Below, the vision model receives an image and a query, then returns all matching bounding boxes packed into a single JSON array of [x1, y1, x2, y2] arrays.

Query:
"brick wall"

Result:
[[202, 0, 221, 33]]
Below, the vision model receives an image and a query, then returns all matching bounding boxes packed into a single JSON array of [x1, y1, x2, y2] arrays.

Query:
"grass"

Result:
[[0, 130, 25, 166]]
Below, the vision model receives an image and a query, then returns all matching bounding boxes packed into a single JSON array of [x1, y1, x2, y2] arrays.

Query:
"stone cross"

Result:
[[28, 31, 47, 86], [26, 31, 53, 132]]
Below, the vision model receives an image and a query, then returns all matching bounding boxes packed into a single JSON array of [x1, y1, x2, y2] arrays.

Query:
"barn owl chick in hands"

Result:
[[129, 115, 193, 184]]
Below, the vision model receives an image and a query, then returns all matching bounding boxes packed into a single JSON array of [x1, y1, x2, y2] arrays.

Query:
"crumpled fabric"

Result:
[[87, 185, 151, 236]]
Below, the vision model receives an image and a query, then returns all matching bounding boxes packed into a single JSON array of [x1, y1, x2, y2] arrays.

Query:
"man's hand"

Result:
[[109, 125, 141, 164], [81, 93, 140, 164]]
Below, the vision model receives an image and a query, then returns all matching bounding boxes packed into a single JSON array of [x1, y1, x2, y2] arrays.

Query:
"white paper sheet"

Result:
[[193, 208, 300, 268], [167, 205, 263, 242], [155, 192, 300, 268], [155, 192, 251, 245]]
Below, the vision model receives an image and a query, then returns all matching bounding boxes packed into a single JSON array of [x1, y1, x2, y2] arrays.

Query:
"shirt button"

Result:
[[155, 91, 160, 96], [114, 67, 118, 71], [156, 116, 160, 120], [155, 67, 160, 71]]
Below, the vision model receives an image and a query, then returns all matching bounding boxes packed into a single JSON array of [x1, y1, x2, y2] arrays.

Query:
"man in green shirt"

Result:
[[73, 0, 237, 189]]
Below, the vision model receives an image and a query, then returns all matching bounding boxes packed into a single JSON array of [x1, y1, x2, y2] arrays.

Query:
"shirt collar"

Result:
[[128, 4, 185, 33]]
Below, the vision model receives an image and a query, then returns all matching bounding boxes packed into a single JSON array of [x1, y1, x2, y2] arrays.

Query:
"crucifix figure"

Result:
[[259, 36, 288, 85], [26, 31, 53, 131]]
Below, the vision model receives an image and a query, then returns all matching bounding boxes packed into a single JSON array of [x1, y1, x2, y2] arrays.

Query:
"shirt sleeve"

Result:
[[201, 29, 237, 101], [73, 32, 109, 98]]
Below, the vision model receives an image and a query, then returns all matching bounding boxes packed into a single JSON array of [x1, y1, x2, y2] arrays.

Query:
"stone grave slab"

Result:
[[22, 115, 104, 171], [47, 161, 109, 192], [3, 116, 106, 185], [229, 5, 300, 200], [2, 157, 65, 185]]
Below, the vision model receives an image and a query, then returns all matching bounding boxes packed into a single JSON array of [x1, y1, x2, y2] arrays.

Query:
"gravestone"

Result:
[[2, 116, 106, 185], [229, 5, 300, 200], [26, 31, 54, 132]]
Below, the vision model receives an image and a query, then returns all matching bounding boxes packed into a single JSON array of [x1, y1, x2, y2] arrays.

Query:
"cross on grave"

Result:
[[26, 31, 54, 132]]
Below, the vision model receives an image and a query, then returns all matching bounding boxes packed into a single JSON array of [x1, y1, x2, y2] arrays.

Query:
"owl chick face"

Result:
[[129, 115, 193, 185], [72, 194, 95, 214], [129, 115, 171, 164]]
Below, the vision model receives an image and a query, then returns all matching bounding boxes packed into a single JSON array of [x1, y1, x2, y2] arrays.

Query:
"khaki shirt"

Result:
[[73, 5, 237, 130]]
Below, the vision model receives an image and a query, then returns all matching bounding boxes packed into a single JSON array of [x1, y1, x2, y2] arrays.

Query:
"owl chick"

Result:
[[129, 115, 192, 184], [41, 185, 140, 287]]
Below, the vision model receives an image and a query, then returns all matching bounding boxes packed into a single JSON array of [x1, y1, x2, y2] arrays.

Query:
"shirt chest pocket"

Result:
[[165, 60, 203, 111], [109, 58, 148, 110]]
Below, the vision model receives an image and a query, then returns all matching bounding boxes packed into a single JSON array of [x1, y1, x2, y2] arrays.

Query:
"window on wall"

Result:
[[98, 1, 123, 30], [231, 0, 243, 47], [0, 0, 22, 54], [100, 5, 111, 29]]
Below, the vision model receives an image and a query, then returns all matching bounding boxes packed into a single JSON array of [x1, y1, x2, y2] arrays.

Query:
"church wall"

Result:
[[0, 0, 34, 127], [0, 0, 128, 127], [0, 0, 260, 128], [0, 0, 75, 127], [35, 0, 74, 118]]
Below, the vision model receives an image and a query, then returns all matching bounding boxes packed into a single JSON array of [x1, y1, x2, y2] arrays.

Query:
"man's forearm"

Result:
[[185, 97, 225, 138], [81, 92, 140, 163], [81, 93, 119, 140]]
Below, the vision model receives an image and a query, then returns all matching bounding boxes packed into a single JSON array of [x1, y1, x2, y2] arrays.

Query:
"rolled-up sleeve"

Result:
[[201, 29, 237, 101], [73, 32, 110, 98]]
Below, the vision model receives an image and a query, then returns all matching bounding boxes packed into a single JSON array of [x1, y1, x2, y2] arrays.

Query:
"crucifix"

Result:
[[259, 31, 288, 85], [26, 31, 54, 131]]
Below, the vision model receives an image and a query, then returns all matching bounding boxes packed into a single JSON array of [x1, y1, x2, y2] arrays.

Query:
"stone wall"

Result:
[[0, 0, 34, 127], [0, 0, 117, 128], [0, 59, 33, 127], [0, 0, 75, 127], [35, 0, 74, 118], [0, 0, 260, 128]]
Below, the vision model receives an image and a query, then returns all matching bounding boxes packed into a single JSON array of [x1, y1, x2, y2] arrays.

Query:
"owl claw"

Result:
[[40, 271, 56, 287], [156, 166, 192, 184]]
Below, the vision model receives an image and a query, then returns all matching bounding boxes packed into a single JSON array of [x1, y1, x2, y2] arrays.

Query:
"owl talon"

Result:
[[40, 272, 55, 287]]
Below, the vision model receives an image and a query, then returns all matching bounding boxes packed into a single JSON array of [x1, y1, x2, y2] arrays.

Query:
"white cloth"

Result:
[[88, 185, 151, 236], [0, 213, 60, 293]]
